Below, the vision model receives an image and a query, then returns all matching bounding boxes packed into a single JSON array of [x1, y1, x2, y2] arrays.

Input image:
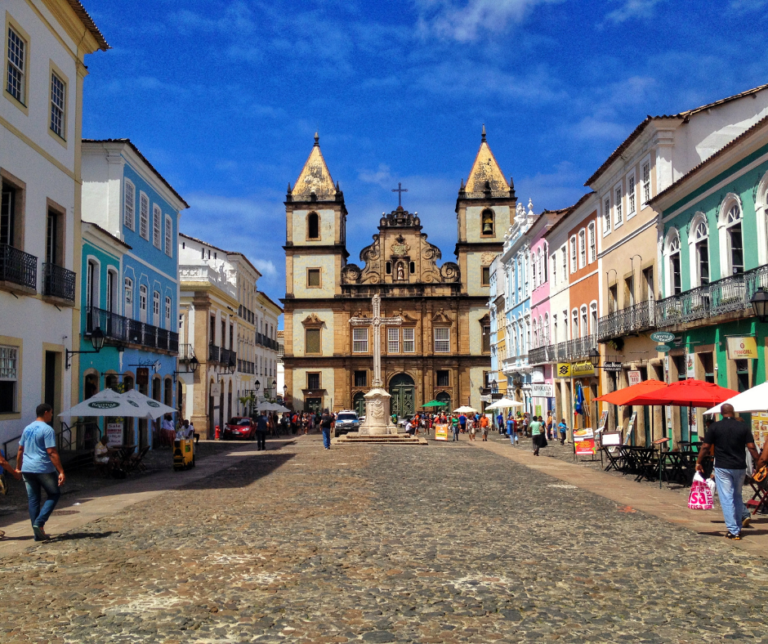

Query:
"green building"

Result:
[[652, 116, 768, 441]]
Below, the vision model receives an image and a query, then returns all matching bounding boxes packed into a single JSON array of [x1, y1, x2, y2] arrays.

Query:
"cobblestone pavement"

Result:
[[2, 435, 768, 643]]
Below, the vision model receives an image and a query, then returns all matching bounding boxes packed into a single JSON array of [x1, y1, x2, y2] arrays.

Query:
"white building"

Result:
[[0, 0, 107, 447]]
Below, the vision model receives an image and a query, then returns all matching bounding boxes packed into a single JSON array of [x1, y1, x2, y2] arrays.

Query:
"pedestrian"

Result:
[[459, 413, 467, 434], [16, 403, 66, 542], [256, 411, 268, 451], [530, 415, 545, 456], [405, 418, 416, 437], [497, 412, 504, 435], [696, 403, 759, 540], [546, 412, 554, 440], [506, 416, 518, 445], [320, 408, 334, 449], [451, 414, 460, 441], [161, 414, 175, 447], [480, 413, 489, 441], [558, 419, 568, 445], [469, 417, 476, 441]]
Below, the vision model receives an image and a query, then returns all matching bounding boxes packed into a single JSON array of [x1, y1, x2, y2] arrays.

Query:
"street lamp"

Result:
[[65, 327, 105, 370], [588, 348, 601, 368], [751, 287, 768, 323], [173, 355, 199, 377]]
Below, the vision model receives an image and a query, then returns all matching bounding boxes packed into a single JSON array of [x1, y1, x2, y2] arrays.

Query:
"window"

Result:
[[123, 179, 135, 229], [354, 370, 367, 387], [307, 372, 321, 390], [551, 256, 557, 286], [46, 209, 62, 265], [561, 247, 567, 280], [124, 277, 133, 316], [578, 229, 586, 268], [614, 186, 623, 226], [0, 345, 18, 413], [482, 266, 490, 286], [139, 193, 150, 239], [153, 291, 160, 321], [403, 327, 415, 353], [590, 303, 598, 335], [306, 329, 321, 354], [307, 212, 319, 240], [1, 181, 18, 247], [106, 270, 116, 313], [434, 327, 450, 353], [667, 231, 681, 296], [603, 196, 611, 235], [436, 370, 450, 387], [540, 247, 547, 282], [6, 26, 25, 103], [642, 161, 651, 204], [164, 215, 173, 257], [153, 205, 162, 248], [570, 236, 577, 273], [481, 209, 495, 236], [552, 314, 558, 343], [691, 218, 709, 286], [409, 261, 415, 274], [50, 72, 66, 138], [571, 310, 578, 340], [627, 174, 636, 217], [723, 203, 744, 275], [165, 297, 171, 329], [86, 260, 97, 311], [139, 285, 148, 322], [353, 328, 368, 353], [580, 305, 588, 338], [609, 285, 618, 313], [588, 222, 596, 263], [307, 268, 321, 288], [387, 327, 400, 353], [386, 261, 392, 275], [736, 359, 750, 392], [482, 324, 491, 353], [531, 259, 537, 288]]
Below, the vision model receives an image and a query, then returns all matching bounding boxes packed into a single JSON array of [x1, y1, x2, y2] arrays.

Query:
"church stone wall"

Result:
[[466, 205, 510, 243], [468, 366, 488, 411], [292, 208, 336, 244], [292, 308, 335, 356], [291, 367, 335, 411], [466, 252, 493, 297], [468, 307, 488, 355], [292, 255, 337, 298]]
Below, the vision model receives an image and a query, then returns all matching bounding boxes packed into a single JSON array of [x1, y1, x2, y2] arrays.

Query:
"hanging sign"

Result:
[[571, 361, 595, 377], [136, 367, 149, 386], [656, 345, 671, 353], [531, 383, 554, 397], [596, 410, 609, 434], [751, 413, 768, 449], [650, 331, 676, 343], [434, 424, 449, 441], [603, 361, 623, 372], [210, 382, 222, 397], [628, 370, 642, 386], [686, 349, 695, 379], [574, 427, 596, 455], [726, 337, 758, 360], [556, 363, 571, 378], [625, 411, 638, 443]]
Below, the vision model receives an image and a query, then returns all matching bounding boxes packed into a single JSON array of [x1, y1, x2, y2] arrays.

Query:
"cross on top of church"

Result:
[[350, 294, 402, 388], [392, 182, 408, 208]]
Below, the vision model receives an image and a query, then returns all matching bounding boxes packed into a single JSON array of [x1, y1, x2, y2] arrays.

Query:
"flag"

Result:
[[575, 383, 585, 416]]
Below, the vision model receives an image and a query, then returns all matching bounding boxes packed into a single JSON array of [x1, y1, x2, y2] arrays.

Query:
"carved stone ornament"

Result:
[[301, 313, 324, 328], [391, 235, 409, 256], [432, 309, 453, 324], [482, 252, 496, 265]]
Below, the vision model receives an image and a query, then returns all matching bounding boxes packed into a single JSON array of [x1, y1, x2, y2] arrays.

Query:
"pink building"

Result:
[[528, 209, 569, 418]]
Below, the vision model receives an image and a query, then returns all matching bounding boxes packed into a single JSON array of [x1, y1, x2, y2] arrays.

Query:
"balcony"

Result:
[[221, 348, 237, 369], [209, 343, 220, 362], [42, 263, 76, 303], [0, 244, 37, 294], [598, 300, 655, 342], [655, 264, 768, 329], [529, 344, 557, 366], [86, 307, 178, 354], [179, 344, 195, 361], [566, 334, 597, 360]]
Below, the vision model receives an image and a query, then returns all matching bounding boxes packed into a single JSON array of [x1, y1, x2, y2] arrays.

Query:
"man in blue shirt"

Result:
[[459, 414, 467, 434], [496, 412, 504, 434], [256, 411, 268, 451], [506, 416, 518, 445], [17, 403, 66, 541]]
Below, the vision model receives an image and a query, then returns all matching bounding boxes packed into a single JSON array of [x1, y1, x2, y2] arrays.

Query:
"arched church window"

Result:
[[307, 212, 319, 240], [386, 261, 392, 275], [409, 261, 415, 274], [482, 209, 495, 236]]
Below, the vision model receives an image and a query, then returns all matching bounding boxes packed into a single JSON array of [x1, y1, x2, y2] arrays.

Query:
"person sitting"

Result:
[[93, 435, 120, 476]]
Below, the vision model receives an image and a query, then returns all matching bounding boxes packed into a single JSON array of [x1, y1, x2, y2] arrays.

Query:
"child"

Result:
[[558, 419, 568, 445]]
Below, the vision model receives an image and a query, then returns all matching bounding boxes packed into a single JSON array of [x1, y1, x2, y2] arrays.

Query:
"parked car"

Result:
[[335, 411, 360, 437], [223, 417, 255, 440]]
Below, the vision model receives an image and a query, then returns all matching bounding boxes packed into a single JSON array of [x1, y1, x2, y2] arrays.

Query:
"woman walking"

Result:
[[530, 415, 546, 456]]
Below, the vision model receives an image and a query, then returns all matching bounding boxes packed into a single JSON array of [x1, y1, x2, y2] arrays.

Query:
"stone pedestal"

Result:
[[360, 388, 397, 435]]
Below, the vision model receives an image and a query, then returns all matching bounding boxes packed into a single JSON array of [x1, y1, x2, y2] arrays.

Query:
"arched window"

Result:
[[580, 305, 588, 338], [532, 253, 537, 287], [689, 216, 709, 287], [541, 244, 548, 282], [543, 313, 549, 345], [307, 212, 319, 240], [533, 319, 539, 348], [587, 222, 596, 263], [571, 309, 578, 340], [139, 285, 148, 323], [666, 229, 682, 296], [578, 229, 586, 268], [590, 302, 598, 336], [719, 198, 744, 276], [570, 236, 577, 273], [124, 277, 133, 317], [481, 209, 494, 236]]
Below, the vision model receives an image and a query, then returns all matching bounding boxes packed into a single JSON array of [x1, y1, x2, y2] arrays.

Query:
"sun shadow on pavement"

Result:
[[51, 531, 118, 542]]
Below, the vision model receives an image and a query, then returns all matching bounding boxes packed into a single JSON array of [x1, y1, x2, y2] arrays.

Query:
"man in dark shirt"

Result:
[[320, 409, 334, 450], [256, 412, 268, 451], [697, 403, 759, 540]]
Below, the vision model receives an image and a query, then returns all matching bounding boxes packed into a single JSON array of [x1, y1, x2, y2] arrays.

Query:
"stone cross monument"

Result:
[[349, 294, 402, 434]]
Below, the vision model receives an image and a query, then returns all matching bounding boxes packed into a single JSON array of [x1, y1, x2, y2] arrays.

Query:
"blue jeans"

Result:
[[23, 472, 61, 528], [322, 428, 331, 448], [714, 467, 747, 535], [452, 428, 459, 441]]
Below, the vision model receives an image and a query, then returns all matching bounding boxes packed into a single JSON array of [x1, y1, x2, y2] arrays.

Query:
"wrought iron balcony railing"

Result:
[[42, 263, 76, 302], [0, 243, 37, 291], [86, 306, 178, 353], [597, 300, 655, 342], [209, 343, 220, 362], [179, 344, 195, 361]]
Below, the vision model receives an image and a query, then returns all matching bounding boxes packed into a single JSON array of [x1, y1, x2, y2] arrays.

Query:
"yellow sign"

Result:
[[434, 424, 449, 441], [726, 336, 758, 359], [556, 363, 571, 378], [571, 361, 595, 377], [752, 413, 768, 450]]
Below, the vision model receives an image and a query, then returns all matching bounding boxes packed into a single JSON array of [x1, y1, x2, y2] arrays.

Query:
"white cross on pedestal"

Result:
[[350, 294, 402, 388]]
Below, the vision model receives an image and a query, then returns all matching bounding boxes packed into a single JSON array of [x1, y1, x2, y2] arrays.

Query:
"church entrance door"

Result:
[[353, 392, 366, 417], [389, 373, 415, 419]]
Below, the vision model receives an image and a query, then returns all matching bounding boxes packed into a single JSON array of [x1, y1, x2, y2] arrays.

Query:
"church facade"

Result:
[[282, 131, 515, 416]]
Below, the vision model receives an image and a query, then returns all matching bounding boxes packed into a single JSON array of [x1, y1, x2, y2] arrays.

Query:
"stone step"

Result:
[[334, 435, 428, 446]]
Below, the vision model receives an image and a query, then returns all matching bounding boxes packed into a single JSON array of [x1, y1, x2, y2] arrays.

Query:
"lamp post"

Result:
[[751, 288, 768, 323], [65, 327, 105, 370]]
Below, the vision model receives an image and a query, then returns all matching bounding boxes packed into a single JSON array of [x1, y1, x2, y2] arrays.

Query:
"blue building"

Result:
[[78, 140, 188, 449]]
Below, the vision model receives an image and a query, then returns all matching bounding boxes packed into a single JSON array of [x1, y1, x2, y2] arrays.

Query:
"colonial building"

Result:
[[282, 131, 510, 415], [0, 0, 107, 448]]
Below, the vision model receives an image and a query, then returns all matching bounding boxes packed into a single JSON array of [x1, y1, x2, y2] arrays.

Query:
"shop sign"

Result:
[[491, 392, 503, 400], [628, 370, 642, 386], [571, 361, 595, 377], [210, 382, 222, 397], [626, 411, 638, 443], [574, 427, 596, 455], [656, 345, 671, 353], [434, 424, 449, 441], [556, 363, 571, 378], [137, 367, 149, 386], [531, 383, 554, 397], [650, 331, 676, 343], [106, 423, 123, 446], [752, 413, 768, 449], [480, 394, 491, 402], [603, 361, 622, 372], [726, 336, 758, 360], [596, 410, 609, 434]]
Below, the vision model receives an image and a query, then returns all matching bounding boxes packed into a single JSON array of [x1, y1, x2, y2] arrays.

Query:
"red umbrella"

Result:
[[594, 379, 667, 406], [623, 379, 738, 409]]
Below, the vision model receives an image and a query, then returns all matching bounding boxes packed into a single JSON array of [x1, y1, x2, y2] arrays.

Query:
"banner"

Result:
[[434, 424, 449, 441], [752, 413, 768, 449], [107, 422, 123, 446], [626, 411, 638, 443], [574, 427, 596, 455], [571, 361, 595, 377], [726, 336, 758, 360], [686, 349, 695, 379]]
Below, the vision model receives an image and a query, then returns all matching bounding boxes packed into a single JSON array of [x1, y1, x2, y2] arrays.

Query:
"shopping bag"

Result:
[[688, 472, 714, 510]]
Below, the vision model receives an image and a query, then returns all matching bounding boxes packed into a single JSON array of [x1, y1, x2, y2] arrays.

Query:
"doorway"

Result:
[[353, 392, 366, 417], [389, 373, 415, 418]]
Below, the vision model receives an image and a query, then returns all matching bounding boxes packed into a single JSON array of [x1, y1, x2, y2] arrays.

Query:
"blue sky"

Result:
[[83, 0, 768, 304]]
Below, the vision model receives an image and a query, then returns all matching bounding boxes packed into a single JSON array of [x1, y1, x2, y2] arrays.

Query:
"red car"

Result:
[[223, 417, 255, 440]]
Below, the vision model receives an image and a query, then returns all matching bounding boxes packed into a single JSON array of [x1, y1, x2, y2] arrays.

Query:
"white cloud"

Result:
[[358, 164, 394, 189], [416, 0, 565, 42], [729, 0, 768, 12], [604, 0, 666, 23]]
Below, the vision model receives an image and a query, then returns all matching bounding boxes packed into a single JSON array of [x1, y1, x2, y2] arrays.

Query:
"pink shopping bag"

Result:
[[688, 473, 714, 510]]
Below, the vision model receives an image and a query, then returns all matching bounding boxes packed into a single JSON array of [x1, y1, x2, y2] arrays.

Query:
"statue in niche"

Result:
[[396, 262, 405, 281]]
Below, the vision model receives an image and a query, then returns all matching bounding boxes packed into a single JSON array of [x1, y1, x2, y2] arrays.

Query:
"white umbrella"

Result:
[[704, 381, 768, 415], [59, 388, 138, 418], [122, 389, 176, 420], [486, 397, 523, 410], [454, 406, 477, 414]]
